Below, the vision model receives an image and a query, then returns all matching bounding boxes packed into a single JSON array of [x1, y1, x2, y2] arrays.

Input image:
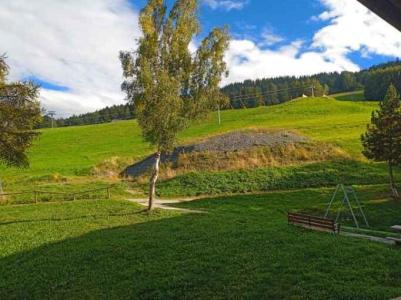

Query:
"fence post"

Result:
[[107, 187, 111, 199], [34, 191, 38, 204]]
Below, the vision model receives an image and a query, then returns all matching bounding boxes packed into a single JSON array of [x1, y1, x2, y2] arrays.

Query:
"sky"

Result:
[[1, 0, 401, 117]]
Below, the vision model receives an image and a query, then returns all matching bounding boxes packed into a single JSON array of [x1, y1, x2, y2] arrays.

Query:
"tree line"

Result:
[[37, 61, 401, 129], [37, 103, 135, 128], [222, 74, 349, 108], [222, 60, 401, 109]]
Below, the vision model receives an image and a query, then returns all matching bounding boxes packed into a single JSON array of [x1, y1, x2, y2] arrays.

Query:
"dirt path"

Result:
[[126, 197, 207, 214]]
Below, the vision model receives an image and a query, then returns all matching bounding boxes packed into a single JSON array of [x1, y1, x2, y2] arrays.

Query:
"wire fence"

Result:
[[0, 185, 116, 205]]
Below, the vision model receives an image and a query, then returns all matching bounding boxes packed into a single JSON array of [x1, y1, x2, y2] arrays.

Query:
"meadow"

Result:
[[2, 96, 401, 298], [0, 97, 380, 196]]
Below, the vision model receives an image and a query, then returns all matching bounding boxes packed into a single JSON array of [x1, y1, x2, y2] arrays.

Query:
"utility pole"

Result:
[[311, 85, 315, 97], [47, 111, 56, 128], [217, 104, 221, 125]]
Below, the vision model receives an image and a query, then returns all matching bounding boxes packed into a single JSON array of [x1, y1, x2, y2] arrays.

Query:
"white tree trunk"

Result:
[[148, 152, 161, 211], [0, 177, 4, 202]]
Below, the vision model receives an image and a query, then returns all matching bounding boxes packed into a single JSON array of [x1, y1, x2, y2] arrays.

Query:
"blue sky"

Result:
[[1, 0, 401, 116], [133, 0, 396, 68]]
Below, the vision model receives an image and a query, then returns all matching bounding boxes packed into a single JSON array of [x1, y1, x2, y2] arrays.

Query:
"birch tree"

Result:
[[120, 0, 229, 210]]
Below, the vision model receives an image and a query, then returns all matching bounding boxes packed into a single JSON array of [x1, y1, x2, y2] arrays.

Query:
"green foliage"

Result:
[[155, 160, 395, 197], [362, 84, 401, 197], [120, 0, 229, 151], [223, 71, 363, 109], [362, 84, 401, 163], [37, 103, 135, 129], [0, 56, 41, 167], [1, 187, 401, 298], [364, 63, 401, 101]]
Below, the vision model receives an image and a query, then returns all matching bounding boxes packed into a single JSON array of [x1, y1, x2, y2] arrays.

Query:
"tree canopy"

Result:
[[361, 84, 401, 198], [0, 56, 41, 167], [120, 0, 229, 209], [120, 0, 229, 152]]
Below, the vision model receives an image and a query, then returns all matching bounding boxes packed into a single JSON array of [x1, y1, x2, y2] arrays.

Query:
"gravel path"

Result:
[[126, 197, 206, 214]]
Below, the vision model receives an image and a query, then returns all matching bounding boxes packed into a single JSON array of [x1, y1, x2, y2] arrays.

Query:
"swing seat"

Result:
[[288, 212, 341, 234]]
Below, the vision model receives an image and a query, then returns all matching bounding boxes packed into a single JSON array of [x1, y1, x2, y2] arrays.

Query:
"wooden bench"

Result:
[[387, 225, 401, 246], [288, 212, 340, 234]]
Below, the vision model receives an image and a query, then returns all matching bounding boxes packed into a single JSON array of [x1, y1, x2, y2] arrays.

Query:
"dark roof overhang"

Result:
[[357, 0, 401, 32]]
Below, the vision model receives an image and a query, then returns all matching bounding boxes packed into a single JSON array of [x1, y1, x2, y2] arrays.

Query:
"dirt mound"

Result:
[[178, 130, 308, 153], [122, 130, 344, 179]]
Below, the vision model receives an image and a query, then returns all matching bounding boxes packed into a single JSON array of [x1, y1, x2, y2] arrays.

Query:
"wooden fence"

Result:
[[0, 185, 115, 205]]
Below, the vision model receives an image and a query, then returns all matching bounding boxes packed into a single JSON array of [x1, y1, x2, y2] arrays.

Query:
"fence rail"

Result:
[[0, 185, 116, 204]]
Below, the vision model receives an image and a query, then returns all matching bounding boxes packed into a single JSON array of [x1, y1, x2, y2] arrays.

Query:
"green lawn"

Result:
[[1, 185, 401, 299], [331, 90, 366, 101]]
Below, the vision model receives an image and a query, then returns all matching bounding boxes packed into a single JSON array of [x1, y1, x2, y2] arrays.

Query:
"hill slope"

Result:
[[1, 97, 381, 197]]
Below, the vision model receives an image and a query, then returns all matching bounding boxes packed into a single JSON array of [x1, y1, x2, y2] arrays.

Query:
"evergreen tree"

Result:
[[269, 83, 279, 104], [361, 84, 401, 199]]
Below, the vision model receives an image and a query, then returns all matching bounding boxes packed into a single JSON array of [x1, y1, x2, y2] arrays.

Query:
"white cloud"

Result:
[[312, 0, 401, 63], [223, 0, 401, 86], [259, 28, 284, 47], [223, 39, 358, 85], [202, 0, 249, 11], [0, 0, 140, 117]]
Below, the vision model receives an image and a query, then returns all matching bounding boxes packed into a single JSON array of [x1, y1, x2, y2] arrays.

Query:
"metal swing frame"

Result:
[[324, 184, 369, 228]]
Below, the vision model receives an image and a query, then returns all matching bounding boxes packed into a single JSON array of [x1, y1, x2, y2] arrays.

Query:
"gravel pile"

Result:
[[182, 130, 307, 153], [122, 130, 308, 177]]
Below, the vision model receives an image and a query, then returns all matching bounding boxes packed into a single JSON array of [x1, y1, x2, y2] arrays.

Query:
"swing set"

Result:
[[324, 184, 369, 228]]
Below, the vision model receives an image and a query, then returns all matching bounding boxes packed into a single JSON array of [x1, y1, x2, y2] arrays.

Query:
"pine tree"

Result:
[[120, 0, 229, 210], [361, 84, 401, 199]]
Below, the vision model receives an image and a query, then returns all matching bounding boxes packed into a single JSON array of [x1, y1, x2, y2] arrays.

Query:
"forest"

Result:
[[38, 103, 135, 128]]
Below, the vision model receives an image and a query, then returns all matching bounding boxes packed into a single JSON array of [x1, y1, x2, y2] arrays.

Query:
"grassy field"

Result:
[[2, 96, 401, 299], [1, 185, 401, 299], [331, 90, 366, 101], [1, 97, 379, 196]]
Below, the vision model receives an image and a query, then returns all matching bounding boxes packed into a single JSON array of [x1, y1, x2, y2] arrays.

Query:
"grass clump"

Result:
[[154, 160, 395, 197]]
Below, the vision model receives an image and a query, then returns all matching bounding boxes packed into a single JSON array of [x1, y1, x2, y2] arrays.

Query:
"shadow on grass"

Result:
[[1, 192, 401, 299], [0, 210, 149, 226]]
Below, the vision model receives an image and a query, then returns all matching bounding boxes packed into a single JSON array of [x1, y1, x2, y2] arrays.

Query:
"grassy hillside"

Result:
[[2, 97, 376, 175], [0, 96, 382, 197], [331, 90, 366, 101], [2, 96, 401, 299]]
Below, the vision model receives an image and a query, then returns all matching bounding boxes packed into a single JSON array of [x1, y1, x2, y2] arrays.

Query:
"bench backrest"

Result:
[[288, 212, 340, 233]]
